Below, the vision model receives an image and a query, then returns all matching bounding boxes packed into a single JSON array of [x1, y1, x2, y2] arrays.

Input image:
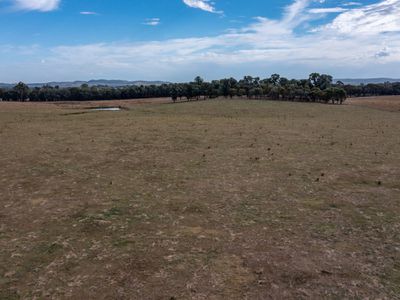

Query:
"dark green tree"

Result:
[[13, 82, 30, 101]]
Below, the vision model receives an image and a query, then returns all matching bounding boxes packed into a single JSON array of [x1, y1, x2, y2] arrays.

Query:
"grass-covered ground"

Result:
[[0, 97, 399, 299]]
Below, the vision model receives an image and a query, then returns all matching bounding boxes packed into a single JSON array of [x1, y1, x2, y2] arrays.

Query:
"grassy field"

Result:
[[1, 97, 400, 299]]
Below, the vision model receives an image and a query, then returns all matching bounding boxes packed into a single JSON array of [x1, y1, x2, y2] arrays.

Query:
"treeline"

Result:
[[1, 73, 397, 104], [339, 82, 400, 97]]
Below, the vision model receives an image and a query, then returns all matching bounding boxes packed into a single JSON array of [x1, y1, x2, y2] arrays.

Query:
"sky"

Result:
[[0, 0, 399, 82]]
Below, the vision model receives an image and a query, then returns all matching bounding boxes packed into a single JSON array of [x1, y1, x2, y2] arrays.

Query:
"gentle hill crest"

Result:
[[2, 78, 400, 89], [335, 78, 400, 85], [0, 79, 168, 88]]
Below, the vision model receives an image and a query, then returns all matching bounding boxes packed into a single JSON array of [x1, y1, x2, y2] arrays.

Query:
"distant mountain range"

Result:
[[335, 78, 400, 85], [0, 79, 168, 89], [1, 78, 400, 89]]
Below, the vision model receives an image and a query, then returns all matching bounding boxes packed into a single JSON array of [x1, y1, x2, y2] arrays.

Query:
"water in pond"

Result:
[[90, 107, 121, 111]]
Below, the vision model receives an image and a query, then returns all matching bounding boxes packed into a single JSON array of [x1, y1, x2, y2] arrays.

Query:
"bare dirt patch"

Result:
[[0, 98, 399, 298]]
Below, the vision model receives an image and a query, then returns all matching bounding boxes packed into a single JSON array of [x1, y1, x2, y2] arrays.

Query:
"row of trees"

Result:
[[3, 73, 394, 104], [338, 82, 400, 97], [168, 74, 347, 104]]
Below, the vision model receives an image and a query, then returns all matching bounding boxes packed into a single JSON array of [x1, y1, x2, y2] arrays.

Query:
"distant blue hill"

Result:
[[1, 78, 400, 89], [335, 78, 400, 85], [0, 79, 168, 89]]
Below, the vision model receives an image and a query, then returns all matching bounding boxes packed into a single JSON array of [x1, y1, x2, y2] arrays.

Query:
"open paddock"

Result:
[[0, 97, 399, 299]]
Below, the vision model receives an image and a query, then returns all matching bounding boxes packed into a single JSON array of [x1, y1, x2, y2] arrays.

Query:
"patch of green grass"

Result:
[[0, 289, 20, 300], [183, 202, 208, 214], [112, 239, 137, 248], [312, 222, 338, 238], [42, 242, 63, 255], [234, 201, 272, 226], [103, 207, 123, 218], [302, 198, 326, 210], [382, 263, 400, 296]]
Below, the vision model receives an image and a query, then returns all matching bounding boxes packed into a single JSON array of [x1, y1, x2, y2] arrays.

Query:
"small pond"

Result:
[[90, 107, 122, 111]]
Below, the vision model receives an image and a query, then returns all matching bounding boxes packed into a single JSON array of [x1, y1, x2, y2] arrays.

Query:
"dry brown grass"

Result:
[[0, 97, 400, 299], [54, 97, 172, 110], [347, 95, 400, 112]]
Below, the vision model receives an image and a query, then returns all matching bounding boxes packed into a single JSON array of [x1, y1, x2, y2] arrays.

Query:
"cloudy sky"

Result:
[[0, 0, 399, 82]]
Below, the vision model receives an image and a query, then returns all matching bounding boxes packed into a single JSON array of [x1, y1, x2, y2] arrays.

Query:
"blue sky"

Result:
[[0, 0, 399, 82]]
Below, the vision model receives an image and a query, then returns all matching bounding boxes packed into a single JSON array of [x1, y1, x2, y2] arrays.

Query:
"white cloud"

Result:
[[322, 0, 400, 35], [375, 47, 391, 58], [343, 2, 362, 6], [143, 18, 161, 26], [80, 11, 98, 15], [309, 7, 348, 13], [182, 0, 221, 13], [13, 0, 60, 12], [283, 0, 311, 24]]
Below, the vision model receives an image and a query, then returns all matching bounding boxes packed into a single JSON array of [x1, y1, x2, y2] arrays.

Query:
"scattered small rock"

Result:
[[4, 271, 16, 278], [255, 268, 264, 275], [321, 270, 332, 276]]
